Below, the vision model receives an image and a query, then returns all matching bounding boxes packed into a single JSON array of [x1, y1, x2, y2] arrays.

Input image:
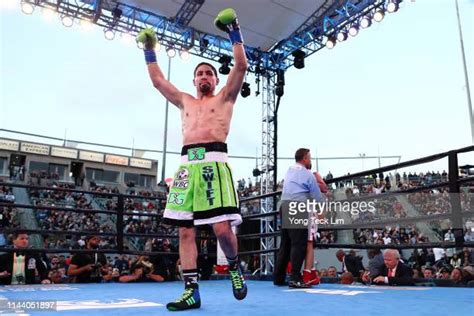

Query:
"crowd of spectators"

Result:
[[0, 185, 19, 246], [29, 182, 115, 249], [314, 247, 474, 287], [354, 226, 429, 245]]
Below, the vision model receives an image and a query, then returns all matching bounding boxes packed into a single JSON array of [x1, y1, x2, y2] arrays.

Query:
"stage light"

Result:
[[373, 9, 385, 22], [360, 16, 372, 29], [387, 0, 400, 13], [42, 7, 56, 22], [218, 55, 231, 75], [21, 1, 34, 15], [240, 82, 250, 98], [199, 38, 209, 53], [61, 15, 73, 27], [112, 7, 122, 19], [337, 31, 348, 42], [349, 24, 359, 37], [180, 50, 191, 61], [292, 50, 306, 69], [167, 47, 176, 58], [325, 36, 336, 49], [104, 29, 115, 40]]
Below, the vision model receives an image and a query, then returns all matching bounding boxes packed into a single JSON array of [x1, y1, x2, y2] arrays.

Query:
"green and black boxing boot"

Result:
[[166, 269, 201, 311], [227, 256, 248, 300]]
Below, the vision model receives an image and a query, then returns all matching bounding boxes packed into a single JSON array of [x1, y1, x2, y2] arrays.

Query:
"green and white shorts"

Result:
[[162, 142, 242, 227]]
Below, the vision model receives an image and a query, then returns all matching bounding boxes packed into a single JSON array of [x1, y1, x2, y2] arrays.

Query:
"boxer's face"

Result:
[[194, 64, 219, 94]]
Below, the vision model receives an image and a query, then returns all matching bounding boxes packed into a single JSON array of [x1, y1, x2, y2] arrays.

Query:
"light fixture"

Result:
[[373, 9, 385, 22], [180, 50, 191, 61], [337, 31, 348, 42], [218, 55, 231, 75], [112, 7, 122, 19], [292, 50, 306, 69], [199, 38, 209, 53], [104, 29, 115, 40], [167, 47, 176, 58], [349, 24, 359, 37], [61, 15, 73, 27], [240, 82, 250, 98], [387, 0, 400, 13], [360, 16, 372, 29], [21, 1, 34, 15], [325, 36, 336, 49]]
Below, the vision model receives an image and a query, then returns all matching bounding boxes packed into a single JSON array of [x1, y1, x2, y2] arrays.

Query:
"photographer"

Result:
[[119, 256, 165, 283], [67, 235, 109, 283]]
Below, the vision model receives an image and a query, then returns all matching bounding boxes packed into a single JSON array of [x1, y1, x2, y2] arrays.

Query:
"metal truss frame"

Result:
[[21, 0, 394, 73], [259, 73, 277, 274]]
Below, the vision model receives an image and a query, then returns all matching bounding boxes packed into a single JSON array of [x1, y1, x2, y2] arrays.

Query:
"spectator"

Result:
[[0, 233, 50, 285], [336, 249, 364, 280], [119, 256, 165, 283], [67, 235, 110, 283], [327, 266, 338, 278], [423, 267, 435, 279], [339, 272, 354, 285], [450, 268, 465, 285], [364, 249, 413, 286], [450, 254, 462, 268], [367, 249, 384, 277]]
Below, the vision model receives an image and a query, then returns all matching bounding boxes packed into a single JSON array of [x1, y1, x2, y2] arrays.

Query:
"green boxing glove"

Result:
[[136, 28, 158, 64], [214, 8, 243, 45]]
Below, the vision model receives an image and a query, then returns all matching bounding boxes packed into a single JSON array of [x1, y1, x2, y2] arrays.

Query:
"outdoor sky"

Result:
[[1, 0, 473, 182]]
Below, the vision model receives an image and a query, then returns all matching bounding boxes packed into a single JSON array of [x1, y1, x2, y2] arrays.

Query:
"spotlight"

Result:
[[360, 16, 372, 29], [240, 82, 250, 98], [325, 36, 336, 49], [373, 9, 385, 22], [21, 1, 34, 15], [180, 50, 191, 61], [387, 0, 400, 13], [218, 55, 231, 75], [349, 24, 359, 37], [104, 29, 115, 40], [112, 7, 123, 19], [167, 47, 176, 58], [61, 15, 73, 27], [292, 50, 306, 69], [199, 38, 209, 53], [337, 31, 348, 42]]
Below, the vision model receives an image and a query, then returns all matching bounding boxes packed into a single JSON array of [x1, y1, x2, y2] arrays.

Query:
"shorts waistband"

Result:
[[181, 142, 228, 156]]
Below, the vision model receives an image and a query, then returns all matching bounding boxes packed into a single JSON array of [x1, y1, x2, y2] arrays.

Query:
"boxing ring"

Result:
[[0, 145, 473, 314], [0, 281, 472, 315]]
